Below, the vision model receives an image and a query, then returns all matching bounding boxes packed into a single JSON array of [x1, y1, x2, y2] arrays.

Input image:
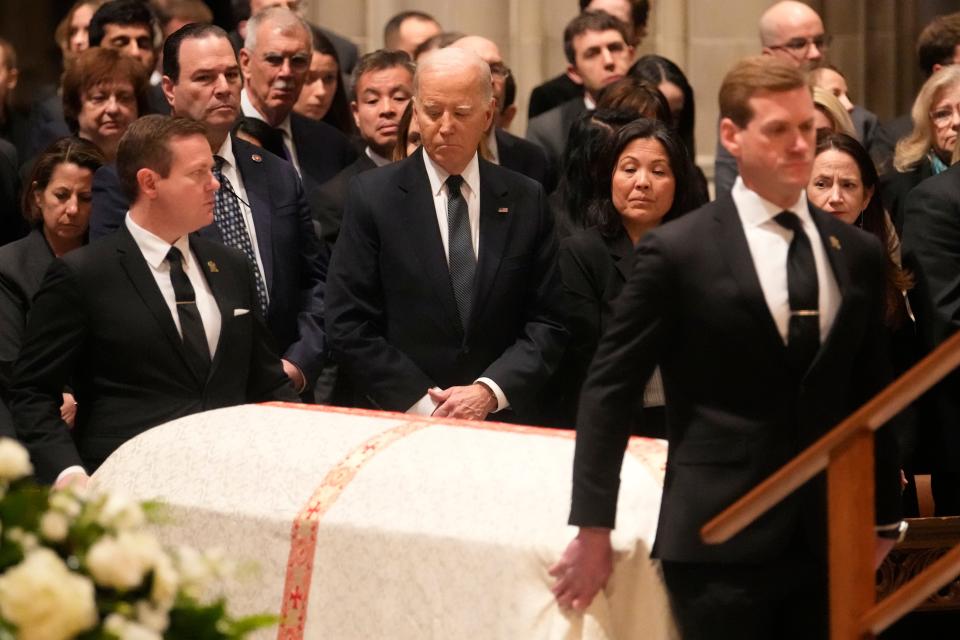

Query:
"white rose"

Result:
[[0, 548, 97, 640], [39, 511, 70, 542], [150, 551, 179, 609], [96, 491, 146, 530], [136, 600, 170, 633], [103, 613, 163, 640], [49, 491, 82, 518], [0, 438, 32, 481], [86, 531, 162, 590]]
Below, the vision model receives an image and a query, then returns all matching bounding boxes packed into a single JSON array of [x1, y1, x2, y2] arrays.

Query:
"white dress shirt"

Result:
[[406, 151, 509, 416], [485, 128, 500, 165], [365, 146, 392, 167], [731, 177, 841, 343], [214, 135, 270, 306], [241, 89, 301, 174]]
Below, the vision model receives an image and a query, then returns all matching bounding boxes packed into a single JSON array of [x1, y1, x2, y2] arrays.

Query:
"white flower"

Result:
[[39, 511, 70, 542], [0, 548, 97, 640], [49, 491, 83, 518], [173, 545, 230, 602], [96, 491, 146, 530], [0, 438, 32, 481], [136, 599, 170, 633], [104, 613, 163, 640], [86, 531, 162, 590], [150, 551, 179, 609]]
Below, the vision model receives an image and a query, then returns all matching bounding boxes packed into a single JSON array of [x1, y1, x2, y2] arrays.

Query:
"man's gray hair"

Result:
[[244, 5, 312, 52], [413, 47, 492, 104]]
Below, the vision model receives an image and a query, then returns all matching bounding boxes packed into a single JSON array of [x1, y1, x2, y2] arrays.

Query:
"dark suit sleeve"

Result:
[[326, 178, 436, 408], [557, 236, 604, 397], [278, 176, 328, 386], [241, 257, 300, 403], [89, 165, 130, 241], [479, 186, 569, 410], [570, 232, 671, 528], [9, 260, 86, 481]]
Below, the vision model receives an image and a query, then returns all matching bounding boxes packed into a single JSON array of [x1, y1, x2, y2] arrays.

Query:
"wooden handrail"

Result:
[[701, 327, 960, 545]]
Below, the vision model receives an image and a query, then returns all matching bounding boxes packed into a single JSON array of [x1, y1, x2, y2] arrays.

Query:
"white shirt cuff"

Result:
[[475, 377, 508, 412], [407, 389, 440, 416], [55, 465, 87, 485]]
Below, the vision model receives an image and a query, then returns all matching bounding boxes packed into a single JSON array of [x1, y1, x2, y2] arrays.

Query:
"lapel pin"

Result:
[[251, 153, 263, 163], [207, 260, 219, 273], [829, 235, 841, 250], [497, 207, 509, 214]]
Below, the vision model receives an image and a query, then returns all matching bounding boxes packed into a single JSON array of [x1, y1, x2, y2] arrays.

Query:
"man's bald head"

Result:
[[452, 35, 502, 64], [415, 46, 492, 104], [759, 1, 827, 70]]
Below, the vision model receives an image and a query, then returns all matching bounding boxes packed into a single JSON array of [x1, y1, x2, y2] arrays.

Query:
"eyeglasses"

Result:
[[769, 34, 832, 55], [930, 104, 960, 128], [261, 52, 311, 71], [489, 62, 511, 79]]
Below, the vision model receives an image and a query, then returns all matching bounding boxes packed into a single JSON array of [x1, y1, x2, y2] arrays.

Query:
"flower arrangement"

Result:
[[0, 438, 275, 640]]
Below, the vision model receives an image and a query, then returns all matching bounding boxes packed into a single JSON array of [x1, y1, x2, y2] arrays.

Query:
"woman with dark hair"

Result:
[[392, 101, 421, 161], [0, 138, 104, 433], [547, 119, 702, 432], [61, 47, 148, 163], [807, 131, 919, 514], [549, 108, 637, 237], [294, 26, 355, 137]]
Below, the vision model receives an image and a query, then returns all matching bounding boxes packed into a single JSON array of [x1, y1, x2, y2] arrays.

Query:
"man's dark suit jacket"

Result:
[[288, 112, 357, 189], [496, 128, 554, 192], [10, 227, 298, 482], [570, 196, 901, 563], [879, 157, 934, 237], [0, 229, 54, 437], [88, 135, 328, 385], [869, 113, 912, 174], [310, 153, 376, 248], [902, 162, 960, 471], [325, 147, 568, 422], [527, 73, 582, 120], [0, 138, 24, 246], [525, 97, 587, 186]]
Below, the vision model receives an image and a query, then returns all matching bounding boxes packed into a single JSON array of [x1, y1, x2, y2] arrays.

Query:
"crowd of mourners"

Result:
[[0, 1, 959, 636]]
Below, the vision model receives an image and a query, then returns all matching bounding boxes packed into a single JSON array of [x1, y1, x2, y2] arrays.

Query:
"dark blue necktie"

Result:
[[165, 246, 210, 380], [212, 155, 269, 317], [774, 211, 819, 373], [446, 175, 476, 329]]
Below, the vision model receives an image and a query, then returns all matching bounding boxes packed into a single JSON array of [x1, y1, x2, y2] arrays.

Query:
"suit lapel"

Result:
[[713, 197, 788, 357], [468, 160, 514, 336], [398, 149, 463, 337], [232, 135, 274, 291], [115, 227, 203, 384], [607, 228, 634, 283]]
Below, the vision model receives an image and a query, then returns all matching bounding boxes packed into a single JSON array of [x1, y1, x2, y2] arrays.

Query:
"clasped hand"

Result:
[[429, 383, 496, 420]]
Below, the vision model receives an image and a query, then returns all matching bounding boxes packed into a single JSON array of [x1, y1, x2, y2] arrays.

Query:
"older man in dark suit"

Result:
[[551, 56, 903, 640], [11, 115, 298, 488], [89, 23, 327, 397], [326, 47, 567, 424]]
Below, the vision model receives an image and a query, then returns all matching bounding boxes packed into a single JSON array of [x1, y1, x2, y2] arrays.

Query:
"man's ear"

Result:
[[499, 104, 517, 130], [351, 101, 360, 129], [136, 168, 159, 199], [239, 48, 251, 80], [565, 64, 584, 86], [719, 117, 742, 159], [161, 75, 175, 109]]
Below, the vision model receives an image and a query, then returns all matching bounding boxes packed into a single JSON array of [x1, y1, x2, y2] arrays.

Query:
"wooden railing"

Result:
[[701, 328, 960, 639]]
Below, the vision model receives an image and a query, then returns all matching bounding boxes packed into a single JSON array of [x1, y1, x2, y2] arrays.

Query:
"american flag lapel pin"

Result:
[[497, 206, 509, 215], [251, 153, 263, 163], [207, 260, 219, 273]]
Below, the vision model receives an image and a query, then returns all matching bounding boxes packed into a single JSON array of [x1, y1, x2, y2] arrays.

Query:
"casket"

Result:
[[92, 403, 674, 639]]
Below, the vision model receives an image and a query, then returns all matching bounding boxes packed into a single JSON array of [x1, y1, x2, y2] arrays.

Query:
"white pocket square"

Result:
[[233, 308, 250, 317]]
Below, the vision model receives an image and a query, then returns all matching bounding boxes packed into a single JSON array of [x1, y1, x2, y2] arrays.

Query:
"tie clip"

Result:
[[791, 310, 819, 317]]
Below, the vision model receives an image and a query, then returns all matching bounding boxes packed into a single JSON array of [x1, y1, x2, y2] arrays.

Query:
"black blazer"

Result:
[[289, 112, 357, 189], [496, 128, 554, 193], [310, 153, 377, 248], [325, 148, 568, 422], [0, 138, 24, 246], [902, 162, 960, 471], [88, 135, 328, 384], [570, 196, 901, 563], [880, 157, 936, 237], [10, 228, 298, 482], [527, 73, 582, 120]]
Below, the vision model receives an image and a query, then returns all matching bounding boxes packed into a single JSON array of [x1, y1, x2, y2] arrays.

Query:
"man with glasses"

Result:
[[451, 36, 552, 190], [240, 6, 355, 188], [715, 1, 830, 199]]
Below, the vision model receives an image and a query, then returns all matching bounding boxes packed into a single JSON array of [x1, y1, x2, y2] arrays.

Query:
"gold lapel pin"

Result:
[[207, 260, 219, 273], [251, 153, 263, 163], [829, 236, 841, 250], [497, 207, 509, 214]]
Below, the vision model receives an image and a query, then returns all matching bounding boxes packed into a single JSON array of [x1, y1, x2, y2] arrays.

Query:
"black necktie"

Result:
[[446, 175, 476, 329], [165, 246, 211, 379], [773, 211, 819, 373]]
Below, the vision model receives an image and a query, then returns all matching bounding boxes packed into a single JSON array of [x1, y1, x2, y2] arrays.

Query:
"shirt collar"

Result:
[[732, 176, 811, 229], [241, 88, 292, 136], [584, 94, 597, 110], [125, 212, 191, 270], [485, 128, 499, 164], [215, 134, 236, 169], [365, 146, 392, 167], [422, 150, 481, 198]]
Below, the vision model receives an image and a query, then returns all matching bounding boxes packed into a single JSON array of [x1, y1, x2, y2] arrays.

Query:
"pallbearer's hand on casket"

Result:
[[550, 527, 613, 611], [429, 384, 497, 420]]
